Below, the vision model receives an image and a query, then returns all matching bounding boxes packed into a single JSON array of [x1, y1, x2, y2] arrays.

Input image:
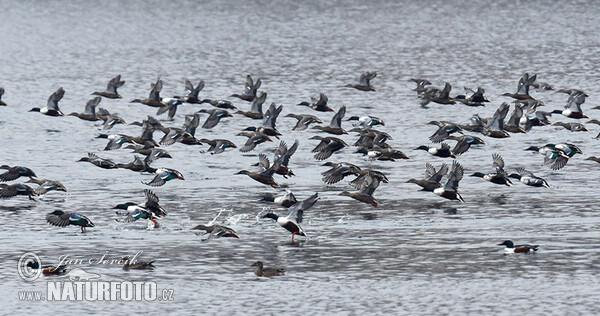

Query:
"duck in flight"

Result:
[[29, 87, 65, 116], [262, 193, 318, 243], [92, 75, 125, 99], [345, 71, 376, 91]]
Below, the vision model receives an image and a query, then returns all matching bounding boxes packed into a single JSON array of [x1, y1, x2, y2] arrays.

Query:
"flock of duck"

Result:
[[2, 71, 597, 275]]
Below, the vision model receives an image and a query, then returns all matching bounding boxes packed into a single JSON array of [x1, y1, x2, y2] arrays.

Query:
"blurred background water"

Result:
[[1, 0, 600, 314]]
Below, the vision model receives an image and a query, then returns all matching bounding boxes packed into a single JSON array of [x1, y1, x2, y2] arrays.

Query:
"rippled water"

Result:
[[2, 0, 600, 314]]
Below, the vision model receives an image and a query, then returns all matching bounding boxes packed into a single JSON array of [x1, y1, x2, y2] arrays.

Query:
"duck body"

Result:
[[0, 165, 37, 181], [416, 143, 455, 158], [0, 183, 37, 200], [498, 240, 538, 254], [144, 168, 185, 187], [251, 261, 285, 277], [46, 210, 94, 233]]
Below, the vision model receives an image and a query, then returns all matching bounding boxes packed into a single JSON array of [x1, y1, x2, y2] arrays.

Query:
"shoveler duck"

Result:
[[298, 93, 334, 112], [174, 79, 204, 104], [321, 162, 361, 184], [200, 138, 237, 154], [0, 87, 6, 106], [122, 257, 156, 270], [262, 193, 318, 243], [101, 134, 134, 151], [310, 136, 347, 160], [78, 153, 118, 169], [156, 98, 184, 120], [367, 147, 409, 161], [272, 140, 299, 178], [347, 115, 385, 127], [521, 110, 553, 131], [508, 168, 549, 188], [26, 177, 67, 195], [502, 73, 537, 100], [159, 127, 196, 146], [117, 155, 149, 172], [235, 92, 266, 119], [198, 109, 233, 129], [237, 153, 280, 187], [455, 87, 489, 107], [447, 135, 485, 156], [531, 81, 554, 91], [526, 143, 581, 170], [98, 108, 126, 130], [260, 102, 283, 139], [130, 78, 165, 107], [192, 224, 239, 239], [115, 189, 167, 217], [263, 189, 298, 208], [0, 183, 37, 200], [29, 87, 65, 116], [420, 82, 455, 107], [92, 75, 125, 99], [284, 113, 323, 131], [345, 71, 376, 91], [433, 161, 464, 202], [0, 165, 37, 181], [471, 153, 512, 186], [350, 169, 388, 188], [251, 261, 285, 277], [125, 145, 172, 160], [351, 128, 392, 144], [552, 91, 588, 119], [312, 105, 347, 135], [340, 171, 385, 207], [407, 163, 448, 192], [415, 143, 455, 158], [46, 210, 94, 233], [237, 129, 273, 152], [503, 104, 526, 134], [230, 75, 260, 102], [199, 98, 237, 110], [26, 260, 68, 276], [410, 78, 432, 95], [429, 121, 463, 143], [482, 102, 510, 138], [143, 167, 185, 187], [115, 207, 159, 228], [498, 240, 538, 254], [552, 122, 588, 132], [555, 88, 588, 97]]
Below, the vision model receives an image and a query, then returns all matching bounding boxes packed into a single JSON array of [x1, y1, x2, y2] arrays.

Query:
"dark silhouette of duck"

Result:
[[29, 87, 65, 116], [311, 136, 347, 160], [420, 82, 455, 106], [503, 104, 526, 134], [447, 135, 485, 156], [298, 93, 334, 112], [198, 109, 233, 129], [175, 79, 204, 104], [471, 153, 512, 186], [482, 102, 510, 138], [46, 210, 94, 233], [78, 153, 118, 169], [0, 183, 37, 200], [0, 165, 37, 182], [321, 162, 361, 184], [200, 138, 237, 154], [502, 73, 537, 100], [312, 105, 347, 135], [0, 87, 6, 106], [407, 163, 448, 192], [552, 122, 588, 132], [272, 140, 299, 178], [345, 71, 376, 91], [26, 178, 67, 195], [199, 99, 237, 110], [92, 75, 125, 99], [237, 129, 272, 152], [340, 171, 385, 207], [236, 153, 280, 187]]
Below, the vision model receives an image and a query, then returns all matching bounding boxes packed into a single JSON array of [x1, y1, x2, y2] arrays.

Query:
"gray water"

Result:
[[1, 0, 600, 314]]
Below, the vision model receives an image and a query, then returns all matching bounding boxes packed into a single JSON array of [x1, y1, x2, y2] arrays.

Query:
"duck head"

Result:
[[415, 145, 429, 151], [497, 240, 514, 248], [113, 202, 137, 210], [250, 261, 263, 268], [470, 172, 486, 178], [262, 213, 279, 221]]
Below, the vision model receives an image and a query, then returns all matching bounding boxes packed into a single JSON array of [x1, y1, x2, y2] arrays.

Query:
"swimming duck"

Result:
[[235, 92, 267, 119], [429, 121, 463, 143], [26, 260, 68, 276], [298, 93, 334, 112], [174, 79, 204, 104], [260, 102, 283, 139], [0, 87, 5, 106], [503, 104, 526, 134], [272, 140, 299, 178], [345, 71, 376, 91], [130, 78, 165, 107], [312, 105, 347, 135], [230, 75, 260, 102], [433, 161, 464, 202], [262, 193, 318, 242], [156, 98, 184, 120], [237, 129, 273, 152], [502, 73, 536, 100], [447, 135, 485, 156], [122, 257, 156, 270], [346, 115, 385, 127], [284, 113, 323, 131], [552, 91, 588, 119], [415, 143, 455, 158], [454, 87, 489, 107], [46, 210, 94, 233], [340, 171, 384, 207], [310, 136, 347, 160], [366, 147, 409, 161], [199, 99, 237, 110], [143, 167, 185, 187], [482, 102, 510, 138], [200, 138, 237, 154], [0, 165, 37, 181], [407, 163, 448, 192], [552, 122, 588, 132], [497, 240, 538, 254], [262, 189, 298, 207], [471, 153, 512, 186], [25, 178, 67, 195], [251, 261, 285, 277], [508, 168, 549, 188], [198, 109, 233, 129], [92, 75, 125, 99], [0, 183, 37, 200], [78, 153, 118, 169], [420, 82, 455, 106], [237, 154, 280, 188], [321, 162, 361, 184], [192, 224, 239, 239], [29, 87, 65, 116]]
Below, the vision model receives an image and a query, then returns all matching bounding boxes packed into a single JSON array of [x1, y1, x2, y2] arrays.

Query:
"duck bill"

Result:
[[178, 175, 185, 180]]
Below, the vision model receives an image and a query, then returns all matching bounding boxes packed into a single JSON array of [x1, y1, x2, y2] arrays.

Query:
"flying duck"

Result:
[[552, 122, 588, 132], [200, 138, 237, 154], [192, 224, 239, 239], [260, 102, 283, 139], [230, 75, 260, 102], [366, 147, 409, 161], [0, 165, 37, 181], [420, 82, 455, 106], [321, 162, 361, 184], [502, 73, 536, 100], [156, 98, 184, 120], [407, 163, 449, 192], [262, 193, 318, 243], [471, 153, 512, 186], [0, 183, 37, 200], [46, 210, 94, 233], [174, 79, 204, 104], [345, 71, 376, 91], [29, 87, 65, 116], [508, 168, 549, 188], [310, 136, 347, 160], [25, 178, 67, 195], [236, 153, 280, 187], [447, 135, 485, 156], [117, 155, 149, 172], [346, 115, 385, 127], [498, 240, 538, 254], [238, 129, 272, 152], [262, 189, 298, 208], [199, 98, 237, 110], [429, 121, 463, 143], [455, 87, 489, 107], [198, 109, 233, 129], [251, 261, 285, 277], [114, 189, 167, 218], [143, 167, 185, 187], [78, 153, 118, 169], [415, 142, 455, 158], [433, 161, 464, 202], [298, 93, 334, 112], [503, 104, 526, 134], [552, 91, 588, 119], [284, 113, 323, 131], [272, 140, 299, 178], [340, 171, 385, 207], [92, 75, 125, 99], [115, 207, 159, 228], [312, 105, 347, 135], [130, 78, 165, 107], [482, 102, 510, 138], [235, 91, 267, 119]]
